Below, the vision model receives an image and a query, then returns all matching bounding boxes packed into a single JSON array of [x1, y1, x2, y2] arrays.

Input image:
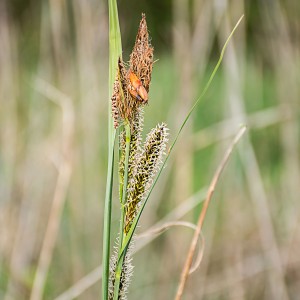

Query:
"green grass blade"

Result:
[[102, 131, 116, 300], [118, 15, 244, 259], [102, 0, 122, 299]]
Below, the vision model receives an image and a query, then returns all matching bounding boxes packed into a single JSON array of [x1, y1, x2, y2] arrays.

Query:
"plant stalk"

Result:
[[113, 123, 131, 300], [102, 0, 122, 299]]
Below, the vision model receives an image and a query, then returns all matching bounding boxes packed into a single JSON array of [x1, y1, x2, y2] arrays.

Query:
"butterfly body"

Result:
[[128, 71, 148, 102]]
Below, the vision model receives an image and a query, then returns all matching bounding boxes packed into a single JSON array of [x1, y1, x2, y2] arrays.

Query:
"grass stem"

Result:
[[113, 123, 131, 299], [102, 0, 122, 299], [175, 126, 247, 300]]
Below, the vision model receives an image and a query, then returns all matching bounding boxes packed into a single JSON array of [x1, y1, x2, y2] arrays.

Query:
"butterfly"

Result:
[[128, 70, 148, 102]]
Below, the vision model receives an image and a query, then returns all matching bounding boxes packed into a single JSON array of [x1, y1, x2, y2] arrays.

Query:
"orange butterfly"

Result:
[[128, 71, 148, 102]]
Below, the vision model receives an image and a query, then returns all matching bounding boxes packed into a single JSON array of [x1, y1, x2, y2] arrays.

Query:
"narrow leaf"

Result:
[[119, 15, 244, 259], [102, 0, 122, 299]]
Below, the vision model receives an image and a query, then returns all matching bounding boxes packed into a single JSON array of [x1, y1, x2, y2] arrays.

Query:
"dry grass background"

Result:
[[0, 0, 300, 299]]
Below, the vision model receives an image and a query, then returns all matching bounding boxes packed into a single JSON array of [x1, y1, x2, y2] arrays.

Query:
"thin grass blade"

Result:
[[118, 15, 244, 259], [102, 0, 122, 299]]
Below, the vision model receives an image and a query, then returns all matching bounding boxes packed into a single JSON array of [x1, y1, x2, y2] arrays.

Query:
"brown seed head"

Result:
[[111, 14, 154, 127], [129, 13, 154, 92]]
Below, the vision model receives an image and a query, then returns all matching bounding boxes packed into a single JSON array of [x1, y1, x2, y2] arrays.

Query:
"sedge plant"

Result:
[[109, 15, 169, 300], [103, 0, 243, 298]]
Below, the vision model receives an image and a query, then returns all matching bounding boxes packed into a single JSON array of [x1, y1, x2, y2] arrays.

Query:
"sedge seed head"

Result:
[[130, 13, 154, 92], [124, 123, 169, 233], [108, 236, 135, 300], [111, 14, 153, 128]]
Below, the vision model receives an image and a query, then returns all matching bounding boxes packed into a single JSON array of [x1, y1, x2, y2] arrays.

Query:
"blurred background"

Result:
[[0, 0, 300, 299]]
